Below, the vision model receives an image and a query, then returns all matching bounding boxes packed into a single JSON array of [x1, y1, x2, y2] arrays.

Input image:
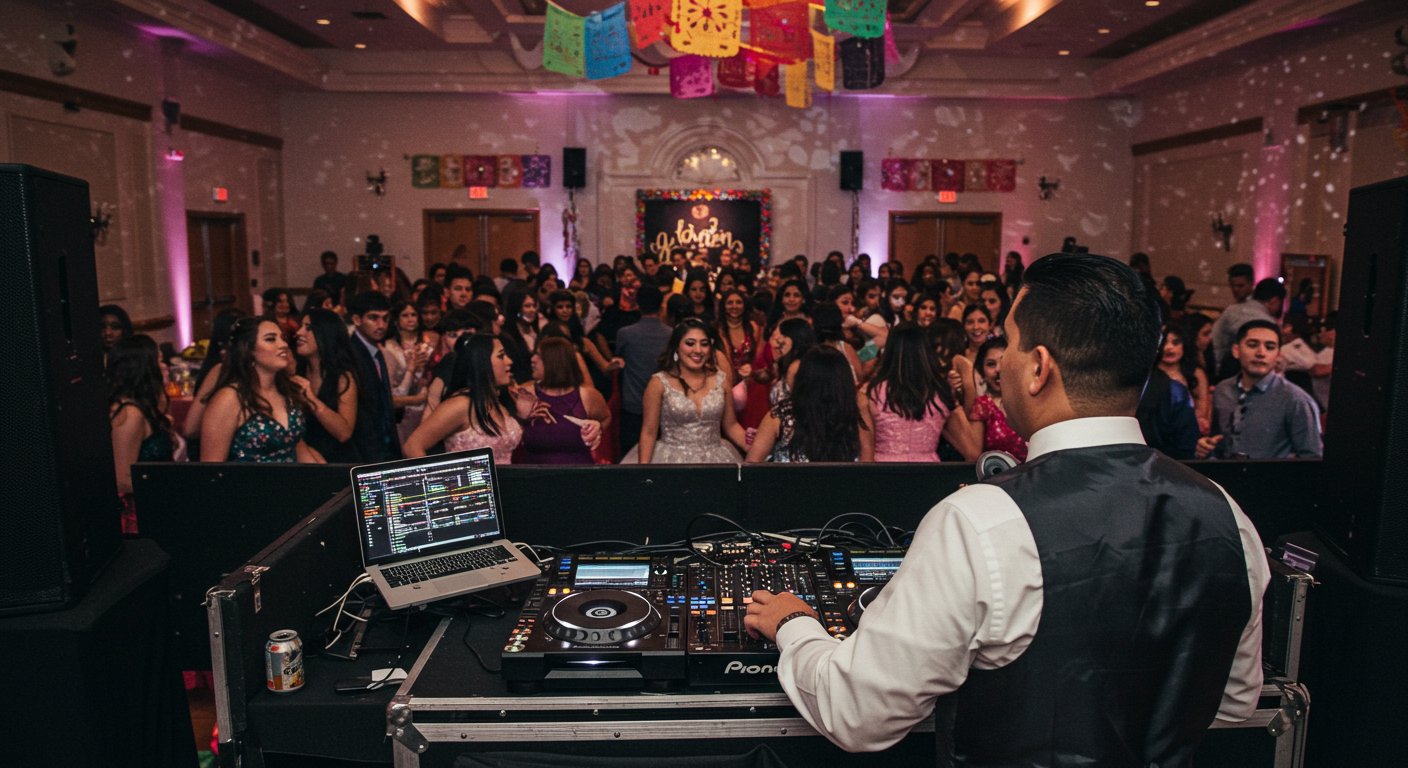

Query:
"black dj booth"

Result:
[[158, 460, 1326, 768]]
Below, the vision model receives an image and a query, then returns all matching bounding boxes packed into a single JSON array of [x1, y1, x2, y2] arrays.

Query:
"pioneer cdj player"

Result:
[[501, 542, 908, 693]]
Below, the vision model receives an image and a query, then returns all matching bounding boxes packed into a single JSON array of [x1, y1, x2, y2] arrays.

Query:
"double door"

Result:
[[424, 210, 539, 278], [186, 212, 252, 340], [889, 212, 1002, 277]]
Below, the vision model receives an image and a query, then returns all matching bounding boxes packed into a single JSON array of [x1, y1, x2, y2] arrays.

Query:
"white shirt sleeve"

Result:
[[1213, 486, 1271, 722], [774, 484, 1043, 752]]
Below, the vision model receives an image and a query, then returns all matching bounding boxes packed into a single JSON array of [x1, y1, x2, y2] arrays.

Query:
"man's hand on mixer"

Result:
[[743, 590, 817, 642]]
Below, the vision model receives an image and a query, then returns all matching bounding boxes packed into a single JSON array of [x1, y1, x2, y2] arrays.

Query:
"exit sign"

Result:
[[212, 187, 228, 202], [468, 186, 489, 199], [937, 190, 957, 203]]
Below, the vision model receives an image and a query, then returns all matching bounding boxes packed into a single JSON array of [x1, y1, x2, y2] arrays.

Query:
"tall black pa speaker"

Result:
[[1318, 174, 1408, 584], [563, 147, 586, 189], [0, 164, 121, 615], [840, 151, 863, 191]]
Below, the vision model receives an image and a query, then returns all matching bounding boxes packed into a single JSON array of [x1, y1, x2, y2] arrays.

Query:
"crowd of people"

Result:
[[95, 243, 1333, 527]]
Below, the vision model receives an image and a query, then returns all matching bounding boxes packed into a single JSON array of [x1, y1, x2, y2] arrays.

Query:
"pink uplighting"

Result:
[[157, 154, 193, 348]]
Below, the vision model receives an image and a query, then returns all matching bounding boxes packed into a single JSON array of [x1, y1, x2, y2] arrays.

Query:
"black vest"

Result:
[[940, 444, 1252, 768]]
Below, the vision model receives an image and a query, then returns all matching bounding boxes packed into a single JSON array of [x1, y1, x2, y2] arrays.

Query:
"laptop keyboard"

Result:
[[382, 545, 517, 588]]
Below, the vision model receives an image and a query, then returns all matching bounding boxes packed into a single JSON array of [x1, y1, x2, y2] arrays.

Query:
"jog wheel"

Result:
[[543, 589, 660, 645], [846, 585, 886, 629]]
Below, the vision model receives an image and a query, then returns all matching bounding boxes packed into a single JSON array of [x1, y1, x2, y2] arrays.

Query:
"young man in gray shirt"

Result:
[[612, 285, 671, 454], [1197, 319, 1322, 459]]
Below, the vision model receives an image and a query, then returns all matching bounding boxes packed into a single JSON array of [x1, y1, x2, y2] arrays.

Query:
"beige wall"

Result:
[[280, 92, 1137, 289], [1132, 17, 1408, 311], [0, 0, 286, 345]]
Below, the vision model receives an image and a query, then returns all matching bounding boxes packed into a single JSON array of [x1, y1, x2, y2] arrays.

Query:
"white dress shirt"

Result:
[[775, 416, 1270, 752]]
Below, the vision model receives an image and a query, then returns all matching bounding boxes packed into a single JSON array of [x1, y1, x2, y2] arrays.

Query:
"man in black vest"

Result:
[[746, 253, 1269, 766], [347, 290, 402, 463]]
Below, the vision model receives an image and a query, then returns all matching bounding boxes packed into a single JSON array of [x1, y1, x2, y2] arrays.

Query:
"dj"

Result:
[[745, 253, 1270, 767]]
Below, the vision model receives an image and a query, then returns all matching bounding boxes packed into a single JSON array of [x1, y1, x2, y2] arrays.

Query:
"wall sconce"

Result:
[[367, 169, 387, 197], [1391, 25, 1406, 77], [91, 202, 114, 245], [1211, 213, 1233, 252], [1037, 176, 1060, 201]]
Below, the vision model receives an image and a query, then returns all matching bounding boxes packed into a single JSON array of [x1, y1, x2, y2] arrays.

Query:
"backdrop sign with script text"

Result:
[[636, 189, 771, 267]]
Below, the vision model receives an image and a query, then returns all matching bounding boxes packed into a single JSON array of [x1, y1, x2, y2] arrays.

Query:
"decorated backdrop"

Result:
[[637, 189, 771, 267]]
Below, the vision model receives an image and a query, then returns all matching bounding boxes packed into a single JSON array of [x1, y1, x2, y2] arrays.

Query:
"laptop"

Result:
[[352, 449, 542, 610]]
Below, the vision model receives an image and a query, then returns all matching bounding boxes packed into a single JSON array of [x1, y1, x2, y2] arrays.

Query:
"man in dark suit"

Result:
[[612, 285, 672, 454], [347, 290, 401, 462]]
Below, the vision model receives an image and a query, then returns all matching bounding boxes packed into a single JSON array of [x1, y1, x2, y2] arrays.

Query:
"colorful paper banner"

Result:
[[717, 51, 756, 89], [883, 13, 901, 64], [670, 54, 716, 98], [411, 155, 440, 188], [784, 61, 811, 108], [585, 3, 632, 80], [670, 0, 743, 57], [751, 2, 811, 63], [754, 58, 780, 96], [522, 155, 552, 187], [497, 155, 523, 188], [811, 31, 834, 91], [986, 159, 1017, 192], [543, 1, 586, 77], [881, 158, 910, 190], [439, 155, 464, 187], [465, 156, 498, 187], [933, 159, 965, 192], [825, 0, 884, 39], [628, 0, 668, 48], [839, 35, 885, 89], [908, 158, 931, 191]]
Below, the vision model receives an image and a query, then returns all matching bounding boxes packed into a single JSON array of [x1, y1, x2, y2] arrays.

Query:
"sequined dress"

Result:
[[870, 382, 949, 463], [444, 408, 524, 465], [624, 371, 742, 464], [227, 408, 306, 463], [971, 394, 1029, 461]]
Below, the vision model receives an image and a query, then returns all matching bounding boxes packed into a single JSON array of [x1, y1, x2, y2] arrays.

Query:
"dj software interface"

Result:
[[357, 456, 501, 562]]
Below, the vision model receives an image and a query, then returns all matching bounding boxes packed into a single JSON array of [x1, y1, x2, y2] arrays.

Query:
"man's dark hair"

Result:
[[1252, 278, 1287, 302], [320, 250, 338, 263], [520, 251, 540, 267], [467, 300, 499, 328], [636, 284, 664, 314], [472, 281, 501, 301], [640, 253, 658, 265], [1236, 318, 1282, 342], [441, 308, 483, 333], [446, 263, 474, 284], [347, 290, 391, 318], [500, 258, 518, 275], [1012, 253, 1161, 408], [1228, 263, 1255, 280]]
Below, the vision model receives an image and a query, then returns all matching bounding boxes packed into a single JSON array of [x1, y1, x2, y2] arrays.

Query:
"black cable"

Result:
[[813, 512, 897, 553], [365, 610, 413, 691], [461, 610, 502, 673], [685, 513, 761, 565]]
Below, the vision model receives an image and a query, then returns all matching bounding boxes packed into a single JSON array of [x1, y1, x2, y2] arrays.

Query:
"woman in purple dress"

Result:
[[518, 337, 608, 464]]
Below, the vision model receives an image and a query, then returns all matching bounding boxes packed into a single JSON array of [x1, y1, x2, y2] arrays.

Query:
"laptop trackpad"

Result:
[[435, 572, 487, 593]]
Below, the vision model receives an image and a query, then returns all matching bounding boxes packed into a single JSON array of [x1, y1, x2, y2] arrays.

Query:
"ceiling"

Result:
[[98, 0, 1396, 95]]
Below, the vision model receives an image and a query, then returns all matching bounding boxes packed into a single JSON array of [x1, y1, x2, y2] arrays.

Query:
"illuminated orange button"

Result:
[[548, 588, 557, 595], [743, 597, 753, 604], [846, 582, 855, 589], [691, 610, 700, 615], [562, 588, 571, 594], [707, 610, 716, 615], [833, 582, 842, 589], [721, 598, 733, 604]]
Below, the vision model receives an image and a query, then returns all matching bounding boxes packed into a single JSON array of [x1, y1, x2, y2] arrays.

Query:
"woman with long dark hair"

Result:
[[1137, 327, 1202, 459], [683, 270, 716, 325], [262, 288, 300, 343], [200, 318, 315, 463], [717, 288, 760, 388], [1160, 275, 1194, 322], [912, 291, 943, 328], [1003, 251, 1025, 298], [291, 309, 363, 463], [1157, 321, 1211, 435], [384, 300, 433, 440], [518, 337, 609, 465], [746, 346, 870, 463], [404, 334, 537, 464], [967, 336, 1028, 461], [108, 334, 178, 533], [766, 279, 812, 329], [764, 317, 816, 405], [1182, 312, 1217, 380], [861, 323, 981, 462], [979, 281, 1011, 335], [569, 258, 593, 291], [99, 304, 133, 353], [946, 267, 984, 320], [627, 318, 746, 464], [186, 307, 247, 444]]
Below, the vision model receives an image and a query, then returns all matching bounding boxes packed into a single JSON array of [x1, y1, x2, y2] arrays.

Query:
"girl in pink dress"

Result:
[[969, 336, 1028, 461], [403, 334, 542, 464], [861, 324, 982, 462]]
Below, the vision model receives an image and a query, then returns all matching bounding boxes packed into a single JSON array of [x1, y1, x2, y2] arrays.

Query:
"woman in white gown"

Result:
[[625, 318, 747, 464]]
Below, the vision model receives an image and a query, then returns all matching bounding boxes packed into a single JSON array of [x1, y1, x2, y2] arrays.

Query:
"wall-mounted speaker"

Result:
[[563, 147, 586, 189], [1318, 174, 1408, 584], [0, 164, 121, 615], [840, 151, 863, 191]]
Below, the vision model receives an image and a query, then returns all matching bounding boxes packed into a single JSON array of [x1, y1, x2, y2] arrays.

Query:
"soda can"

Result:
[[265, 629, 305, 693]]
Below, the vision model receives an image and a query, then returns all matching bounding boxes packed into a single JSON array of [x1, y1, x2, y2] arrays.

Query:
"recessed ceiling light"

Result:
[[1145, 1, 1159, 5], [1098, 28, 1110, 34], [354, 43, 367, 48], [1058, 50, 1070, 55], [316, 18, 330, 24]]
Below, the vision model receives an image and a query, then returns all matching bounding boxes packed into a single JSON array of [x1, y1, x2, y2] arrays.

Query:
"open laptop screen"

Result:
[[354, 451, 503, 566]]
